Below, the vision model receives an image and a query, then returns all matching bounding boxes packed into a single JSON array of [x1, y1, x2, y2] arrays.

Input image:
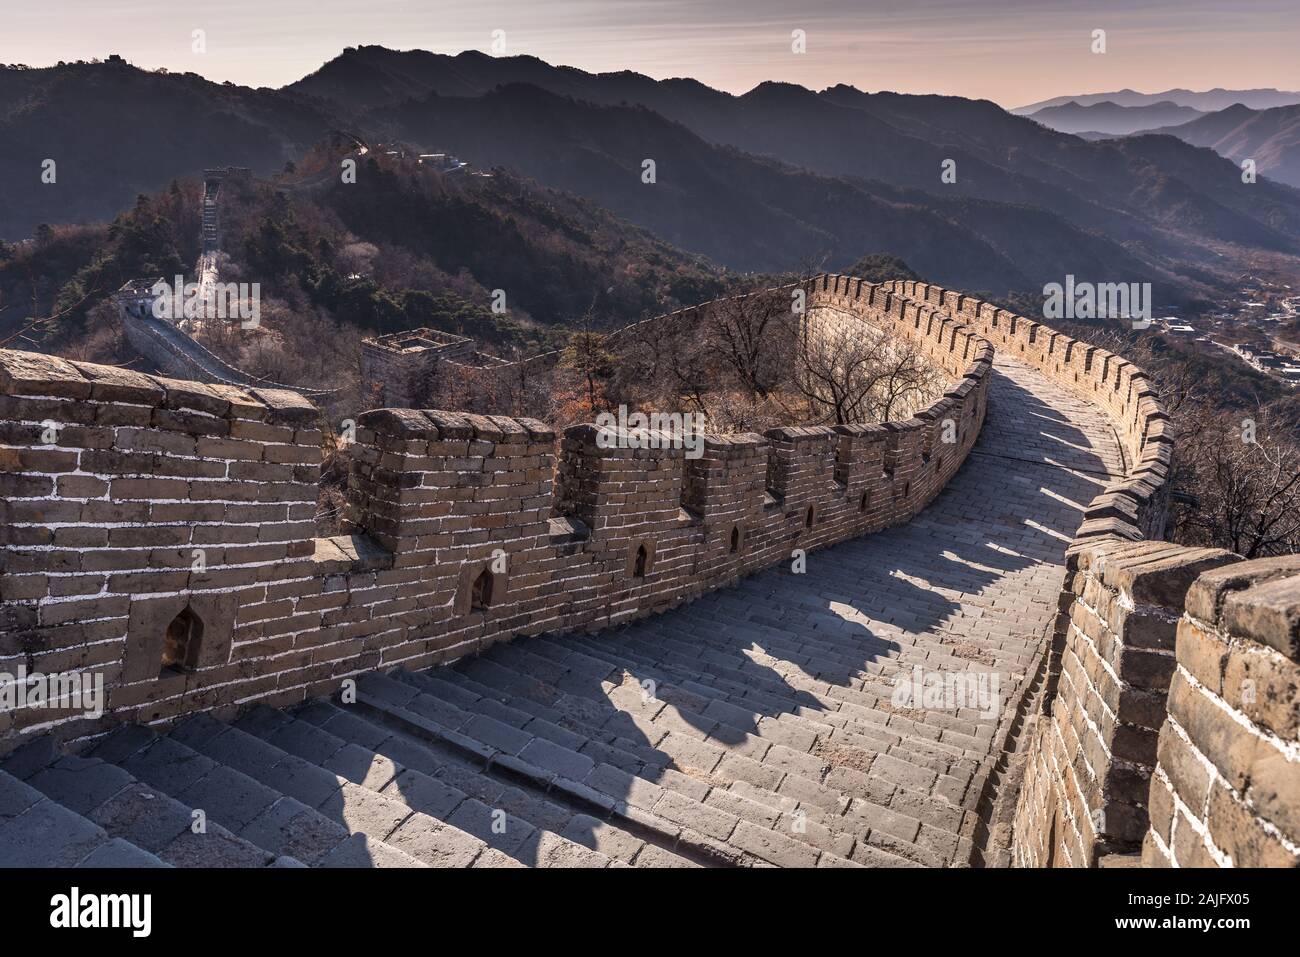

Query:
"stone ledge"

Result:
[[1223, 573, 1300, 662], [1186, 555, 1300, 644], [0, 348, 318, 426]]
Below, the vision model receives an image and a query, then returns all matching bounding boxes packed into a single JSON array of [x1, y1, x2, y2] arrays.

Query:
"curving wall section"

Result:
[[883, 279, 1174, 542], [884, 279, 1298, 869], [0, 277, 991, 750], [2, 275, 1294, 868]]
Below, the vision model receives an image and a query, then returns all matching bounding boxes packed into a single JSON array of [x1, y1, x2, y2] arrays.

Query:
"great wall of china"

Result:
[[115, 168, 338, 400], [0, 273, 1295, 869]]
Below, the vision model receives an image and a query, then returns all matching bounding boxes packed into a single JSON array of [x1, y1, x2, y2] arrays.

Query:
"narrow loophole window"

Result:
[[729, 526, 740, 554], [805, 506, 815, 529], [633, 544, 648, 578], [471, 568, 493, 611], [161, 606, 203, 677]]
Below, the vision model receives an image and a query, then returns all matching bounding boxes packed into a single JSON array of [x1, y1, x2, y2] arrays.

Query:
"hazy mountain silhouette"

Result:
[[0, 58, 333, 239], [1014, 87, 1300, 114], [1138, 104, 1300, 189], [299, 48, 1300, 245], [6, 48, 1300, 301], [1026, 100, 1205, 136]]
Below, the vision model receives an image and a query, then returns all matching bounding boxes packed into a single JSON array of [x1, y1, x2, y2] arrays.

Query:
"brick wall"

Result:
[[874, 279, 1259, 868], [886, 279, 1173, 542], [0, 351, 322, 740], [1010, 540, 1241, 866], [1144, 556, 1300, 867], [0, 276, 992, 751]]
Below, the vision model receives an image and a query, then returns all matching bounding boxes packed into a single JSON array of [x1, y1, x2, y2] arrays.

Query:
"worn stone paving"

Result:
[[0, 355, 1126, 868], [417, 353, 1127, 867]]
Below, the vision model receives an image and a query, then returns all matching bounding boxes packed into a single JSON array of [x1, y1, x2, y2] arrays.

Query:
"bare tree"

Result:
[[611, 291, 796, 423], [709, 289, 796, 400], [1171, 406, 1300, 558], [794, 312, 943, 425]]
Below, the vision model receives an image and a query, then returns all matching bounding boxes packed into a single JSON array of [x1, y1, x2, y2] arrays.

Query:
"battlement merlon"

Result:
[[555, 422, 690, 538], [342, 407, 556, 563]]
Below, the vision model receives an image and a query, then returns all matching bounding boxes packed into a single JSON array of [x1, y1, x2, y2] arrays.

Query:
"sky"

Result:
[[3, 0, 1299, 108]]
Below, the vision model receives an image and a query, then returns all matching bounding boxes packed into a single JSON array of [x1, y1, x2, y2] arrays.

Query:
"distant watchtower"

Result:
[[359, 328, 478, 407], [115, 277, 164, 319]]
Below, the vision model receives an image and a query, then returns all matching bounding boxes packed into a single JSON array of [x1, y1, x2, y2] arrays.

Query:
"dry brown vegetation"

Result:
[[505, 288, 953, 436], [1083, 327, 1300, 558]]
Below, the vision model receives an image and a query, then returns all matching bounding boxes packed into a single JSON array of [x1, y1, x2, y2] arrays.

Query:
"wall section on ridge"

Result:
[[896, 278, 1299, 869], [0, 276, 992, 752]]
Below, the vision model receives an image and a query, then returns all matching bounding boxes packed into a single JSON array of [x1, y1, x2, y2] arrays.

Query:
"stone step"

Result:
[[234, 702, 654, 868], [87, 722, 418, 867], [405, 665, 874, 860], [10, 735, 287, 868], [161, 712, 527, 868], [427, 658, 848, 825], [352, 671, 746, 865], [362, 670, 863, 868], [566, 627, 990, 768], [0, 766, 167, 868], [498, 646, 946, 857], [285, 700, 528, 869], [680, 587, 1022, 670], [398, 667, 725, 807], [553, 629, 972, 764], [545, 628, 985, 789], [351, 672, 713, 861], [458, 637, 975, 865], [473, 637, 974, 851], [611, 641, 981, 864], [650, 586, 1003, 683]]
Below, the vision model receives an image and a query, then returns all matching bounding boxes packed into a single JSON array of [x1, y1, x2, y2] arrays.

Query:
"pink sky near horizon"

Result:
[[4, 0, 1299, 108]]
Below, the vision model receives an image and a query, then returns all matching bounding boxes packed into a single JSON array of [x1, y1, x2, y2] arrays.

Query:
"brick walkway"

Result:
[[429, 354, 1126, 866], [0, 355, 1127, 868]]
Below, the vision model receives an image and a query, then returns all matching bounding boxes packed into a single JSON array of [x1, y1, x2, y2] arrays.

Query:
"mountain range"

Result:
[[1032, 97, 1300, 191], [1014, 87, 1300, 114], [1024, 100, 1205, 136], [1141, 103, 1300, 190], [6, 49, 1300, 304]]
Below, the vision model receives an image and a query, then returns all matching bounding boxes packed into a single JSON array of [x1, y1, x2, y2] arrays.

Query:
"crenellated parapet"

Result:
[[0, 275, 992, 749], [884, 278, 1172, 542], [895, 280, 1300, 869]]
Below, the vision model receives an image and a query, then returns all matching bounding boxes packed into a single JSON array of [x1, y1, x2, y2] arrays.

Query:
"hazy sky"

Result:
[[4, 0, 1298, 107]]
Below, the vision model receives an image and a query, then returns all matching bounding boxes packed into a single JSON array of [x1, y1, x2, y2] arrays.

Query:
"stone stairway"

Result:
[[412, 633, 965, 867], [0, 766, 167, 868], [0, 690, 697, 868], [202, 202, 217, 249], [0, 632, 978, 868], [201, 179, 219, 251], [0, 355, 1127, 868]]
